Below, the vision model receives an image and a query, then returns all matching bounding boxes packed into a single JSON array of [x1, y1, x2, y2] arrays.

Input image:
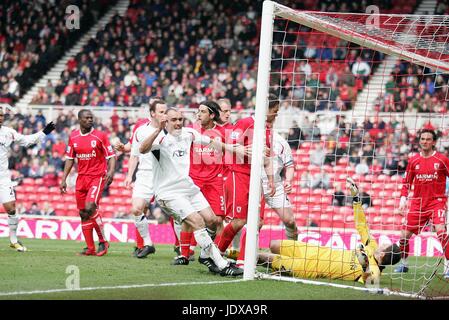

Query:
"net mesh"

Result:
[[255, 5, 449, 299]]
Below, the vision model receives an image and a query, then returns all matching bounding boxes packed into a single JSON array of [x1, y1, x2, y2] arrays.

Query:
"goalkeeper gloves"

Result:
[[355, 243, 369, 272], [43, 121, 56, 135]]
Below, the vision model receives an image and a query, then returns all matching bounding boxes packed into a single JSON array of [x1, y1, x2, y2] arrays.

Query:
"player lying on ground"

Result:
[[258, 177, 401, 286], [0, 106, 55, 252]]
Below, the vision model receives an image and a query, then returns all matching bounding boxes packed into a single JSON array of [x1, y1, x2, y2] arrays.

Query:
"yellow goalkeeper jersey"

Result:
[[271, 203, 381, 284]]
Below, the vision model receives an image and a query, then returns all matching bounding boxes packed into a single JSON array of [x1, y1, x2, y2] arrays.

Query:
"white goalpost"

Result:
[[246, 0, 449, 299]]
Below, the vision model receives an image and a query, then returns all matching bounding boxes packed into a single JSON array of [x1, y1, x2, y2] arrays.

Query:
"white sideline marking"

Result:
[[0, 279, 246, 297]]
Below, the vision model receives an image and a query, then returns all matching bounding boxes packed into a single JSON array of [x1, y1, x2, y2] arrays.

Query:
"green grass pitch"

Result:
[[0, 238, 446, 300]]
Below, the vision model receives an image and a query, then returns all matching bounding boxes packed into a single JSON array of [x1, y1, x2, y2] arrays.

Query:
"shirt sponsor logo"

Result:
[[76, 150, 97, 160], [173, 149, 186, 157], [415, 172, 438, 181]]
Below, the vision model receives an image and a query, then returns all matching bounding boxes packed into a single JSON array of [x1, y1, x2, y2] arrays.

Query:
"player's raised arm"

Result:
[[139, 116, 167, 154], [14, 121, 55, 147]]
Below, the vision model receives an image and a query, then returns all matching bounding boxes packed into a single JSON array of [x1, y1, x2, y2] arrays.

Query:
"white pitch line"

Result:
[[0, 279, 246, 297]]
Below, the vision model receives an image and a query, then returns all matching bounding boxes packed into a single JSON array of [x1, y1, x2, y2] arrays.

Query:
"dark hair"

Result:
[[200, 100, 223, 124], [149, 99, 166, 113], [268, 93, 279, 109], [419, 129, 437, 141], [379, 244, 401, 268], [78, 109, 92, 119]]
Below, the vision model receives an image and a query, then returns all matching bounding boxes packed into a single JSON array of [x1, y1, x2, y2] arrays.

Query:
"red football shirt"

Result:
[[66, 128, 116, 176], [228, 116, 272, 175], [129, 118, 151, 144], [401, 151, 449, 207], [220, 122, 234, 177], [189, 122, 225, 182]]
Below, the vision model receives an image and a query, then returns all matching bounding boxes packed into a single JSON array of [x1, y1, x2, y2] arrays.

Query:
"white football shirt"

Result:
[[262, 131, 294, 186], [150, 127, 211, 199], [132, 123, 158, 171], [0, 126, 45, 179]]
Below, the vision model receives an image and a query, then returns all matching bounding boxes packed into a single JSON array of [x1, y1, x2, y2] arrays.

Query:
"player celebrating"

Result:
[[0, 107, 55, 251], [139, 108, 244, 276], [214, 94, 278, 267], [258, 178, 401, 286], [394, 129, 449, 277], [60, 109, 116, 256], [127, 100, 168, 258]]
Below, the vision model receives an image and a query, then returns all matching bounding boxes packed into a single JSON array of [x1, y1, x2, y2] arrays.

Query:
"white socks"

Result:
[[194, 228, 228, 270], [134, 214, 153, 246], [173, 221, 182, 243], [8, 214, 19, 244], [401, 258, 408, 267]]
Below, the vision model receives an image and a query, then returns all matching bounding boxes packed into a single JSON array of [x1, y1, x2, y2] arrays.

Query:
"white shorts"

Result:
[[132, 170, 154, 200], [263, 182, 291, 209], [157, 191, 210, 223], [0, 177, 16, 204]]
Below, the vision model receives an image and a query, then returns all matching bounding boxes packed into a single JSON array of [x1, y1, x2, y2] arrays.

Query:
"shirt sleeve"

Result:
[[400, 159, 414, 197], [130, 127, 142, 157], [150, 131, 166, 151], [280, 137, 294, 167], [102, 133, 116, 159], [65, 136, 75, 159], [12, 128, 45, 147], [186, 127, 211, 145]]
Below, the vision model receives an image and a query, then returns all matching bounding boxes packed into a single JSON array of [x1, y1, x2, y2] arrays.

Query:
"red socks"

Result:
[[135, 226, 144, 249], [180, 231, 192, 257], [90, 212, 105, 243], [81, 220, 95, 251], [215, 223, 238, 253]]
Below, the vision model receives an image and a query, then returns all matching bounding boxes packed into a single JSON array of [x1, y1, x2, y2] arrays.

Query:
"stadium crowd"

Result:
[[0, 0, 115, 105]]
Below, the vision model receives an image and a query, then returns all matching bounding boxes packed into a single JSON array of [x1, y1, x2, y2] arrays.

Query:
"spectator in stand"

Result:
[[41, 201, 56, 216], [309, 143, 326, 166], [43, 165, 59, 188], [311, 168, 331, 189], [332, 183, 346, 207], [25, 202, 42, 215], [287, 121, 303, 150], [355, 158, 370, 175], [351, 57, 371, 83], [300, 171, 313, 188]]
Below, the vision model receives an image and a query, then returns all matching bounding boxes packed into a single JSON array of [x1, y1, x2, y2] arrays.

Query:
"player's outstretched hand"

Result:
[[105, 172, 114, 187], [60, 180, 67, 194], [124, 175, 133, 189], [43, 121, 56, 135], [114, 141, 125, 152]]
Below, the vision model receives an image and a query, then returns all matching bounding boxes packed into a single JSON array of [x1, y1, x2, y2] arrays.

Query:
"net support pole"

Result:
[[243, 0, 275, 281]]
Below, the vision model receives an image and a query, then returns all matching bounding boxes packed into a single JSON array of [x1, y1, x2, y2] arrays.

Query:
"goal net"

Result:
[[246, 0, 449, 299]]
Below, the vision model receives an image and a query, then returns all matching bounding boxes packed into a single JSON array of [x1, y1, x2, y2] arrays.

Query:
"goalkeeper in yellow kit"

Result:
[[258, 178, 401, 286]]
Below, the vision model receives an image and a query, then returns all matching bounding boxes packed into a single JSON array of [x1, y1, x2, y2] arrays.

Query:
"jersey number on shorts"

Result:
[[90, 186, 98, 198]]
